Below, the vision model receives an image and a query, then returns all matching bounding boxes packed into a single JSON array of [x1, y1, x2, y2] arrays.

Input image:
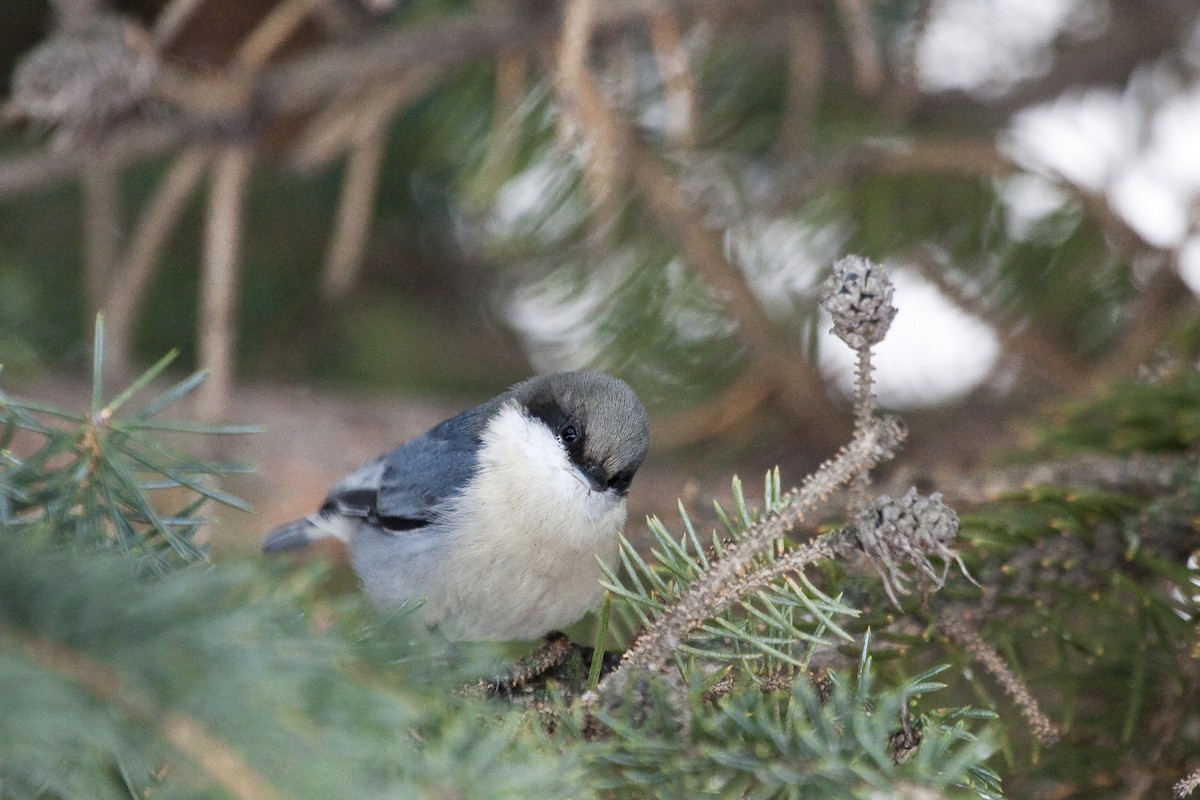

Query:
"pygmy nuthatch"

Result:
[[262, 372, 650, 641]]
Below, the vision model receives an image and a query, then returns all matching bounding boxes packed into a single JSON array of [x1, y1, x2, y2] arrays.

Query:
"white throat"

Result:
[[429, 402, 628, 639]]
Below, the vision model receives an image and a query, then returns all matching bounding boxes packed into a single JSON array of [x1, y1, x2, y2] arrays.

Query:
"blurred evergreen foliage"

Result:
[[0, 0, 1181, 412], [1032, 371, 1200, 455], [1, 330, 1196, 797], [1, 1, 1199, 797]]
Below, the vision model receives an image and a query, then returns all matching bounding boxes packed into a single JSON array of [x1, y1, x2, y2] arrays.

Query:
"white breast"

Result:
[[420, 402, 627, 640]]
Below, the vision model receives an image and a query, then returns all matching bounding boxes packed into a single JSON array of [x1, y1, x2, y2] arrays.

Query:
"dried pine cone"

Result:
[[854, 488, 971, 606], [821, 255, 898, 351]]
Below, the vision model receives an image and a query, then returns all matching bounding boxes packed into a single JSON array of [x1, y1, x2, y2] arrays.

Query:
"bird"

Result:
[[262, 371, 650, 642]]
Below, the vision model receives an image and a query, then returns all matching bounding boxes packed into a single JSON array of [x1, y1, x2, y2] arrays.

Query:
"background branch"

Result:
[[833, 0, 882, 96], [81, 157, 121, 323], [630, 145, 846, 440], [774, 10, 825, 163], [907, 247, 1090, 390], [648, 13, 697, 150], [102, 148, 211, 382], [196, 145, 252, 424], [320, 127, 386, 302]]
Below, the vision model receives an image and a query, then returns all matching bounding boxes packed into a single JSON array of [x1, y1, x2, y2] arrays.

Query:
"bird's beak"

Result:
[[576, 462, 609, 493]]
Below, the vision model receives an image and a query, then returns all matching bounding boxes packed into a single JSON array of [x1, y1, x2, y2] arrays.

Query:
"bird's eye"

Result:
[[560, 423, 579, 444]]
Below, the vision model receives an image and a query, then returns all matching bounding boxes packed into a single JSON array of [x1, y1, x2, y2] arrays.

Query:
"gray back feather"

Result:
[[325, 399, 500, 524]]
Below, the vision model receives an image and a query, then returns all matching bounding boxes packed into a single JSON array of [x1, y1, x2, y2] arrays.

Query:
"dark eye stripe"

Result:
[[527, 399, 569, 431], [526, 399, 587, 461]]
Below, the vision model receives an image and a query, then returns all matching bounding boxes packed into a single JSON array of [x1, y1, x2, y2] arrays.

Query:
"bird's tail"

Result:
[[261, 513, 352, 553]]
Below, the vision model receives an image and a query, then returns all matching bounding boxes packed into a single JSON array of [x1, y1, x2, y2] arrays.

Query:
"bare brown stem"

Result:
[[233, 0, 328, 67], [775, 10, 825, 163], [556, 0, 629, 224], [102, 148, 211, 380], [320, 128, 386, 302], [196, 146, 252, 423], [848, 346, 874, 507], [834, 0, 883, 95], [289, 67, 441, 170], [152, 0, 206, 48], [477, 46, 530, 193]]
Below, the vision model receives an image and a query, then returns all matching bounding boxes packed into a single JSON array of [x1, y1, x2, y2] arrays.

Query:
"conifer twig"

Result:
[[938, 609, 1059, 747], [599, 415, 906, 694], [833, 0, 883, 95]]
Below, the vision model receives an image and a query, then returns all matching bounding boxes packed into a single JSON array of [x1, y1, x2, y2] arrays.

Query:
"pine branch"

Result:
[[931, 452, 1190, 507], [937, 610, 1059, 747], [8, 627, 285, 800], [102, 148, 211, 381], [0, 319, 258, 569], [574, 636, 1004, 799], [833, 0, 883, 95], [600, 415, 905, 692], [647, 13, 697, 150]]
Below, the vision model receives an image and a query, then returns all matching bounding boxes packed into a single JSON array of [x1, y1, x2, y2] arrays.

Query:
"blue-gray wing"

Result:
[[321, 400, 498, 531]]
